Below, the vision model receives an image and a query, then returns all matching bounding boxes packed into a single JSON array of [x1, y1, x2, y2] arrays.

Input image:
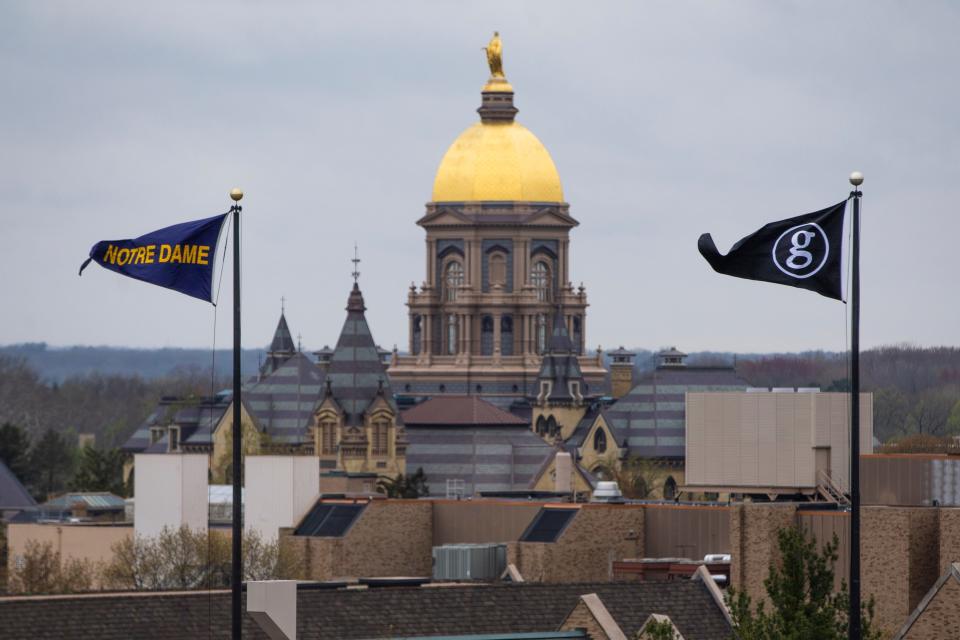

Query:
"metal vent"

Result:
[[432, 544, 507, 581]]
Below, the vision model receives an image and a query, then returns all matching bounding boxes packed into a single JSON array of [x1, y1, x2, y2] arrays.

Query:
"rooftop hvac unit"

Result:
[[432, 543, 507, 581], [591, 481, 624, 503]]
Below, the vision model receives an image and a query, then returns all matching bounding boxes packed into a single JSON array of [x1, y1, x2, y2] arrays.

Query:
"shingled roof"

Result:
[[242, 352, 325, 445], [0, 581, 732, 640], [402, 395, 528, 427], [324, 283, 400, 426]]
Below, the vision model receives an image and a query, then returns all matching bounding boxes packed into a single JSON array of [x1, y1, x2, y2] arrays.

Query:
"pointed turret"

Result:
[[535, 307, 586, 405], [325, 282, 400, 426], [261, 312, 297, 376]]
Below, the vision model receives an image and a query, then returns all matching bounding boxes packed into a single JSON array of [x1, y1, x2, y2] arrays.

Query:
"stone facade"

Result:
[[508, 505, 644, 583], [903, 578, 960, 638], [281, 500, 432, 581], [861, 507, 941, 634], [729, 503, 797, 606], [937, 508, 960, 572]]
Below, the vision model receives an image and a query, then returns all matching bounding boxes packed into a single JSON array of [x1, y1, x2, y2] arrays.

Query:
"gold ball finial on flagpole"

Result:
[[230, 187, 244, 202], [849, 171, 864, 186]]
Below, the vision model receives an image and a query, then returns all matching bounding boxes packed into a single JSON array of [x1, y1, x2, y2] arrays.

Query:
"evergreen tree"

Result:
[[0, 422, 31, 481], [376, 467, 429, 498], [73, 446, 126, 495], [727, 525, 881, 640], [28, 429, 75, 500]]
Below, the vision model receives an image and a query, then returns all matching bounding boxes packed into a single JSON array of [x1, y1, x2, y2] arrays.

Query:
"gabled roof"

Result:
[[402, 395, 528, 427], [325, 283, 399, 426], [43, 492, 125, 510], [893, 561, 960, 639], [121, 394, 230, 453], [0, 459, 35, 510]]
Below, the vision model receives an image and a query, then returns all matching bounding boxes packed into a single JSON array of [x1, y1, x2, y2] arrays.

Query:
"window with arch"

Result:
[[412, 315, 422, 355], [372, 420, 390, 456], [536, 314, 547, 354], [535, 415, 546, 435], [489, 252, 507, 287], [320, 420, 337, 455], [447, 315, 458, 355], [663, 476, 677, 501], [531, 260, 551, 302], [546, 415, 558, 438], [593, 428, 607, 453], [444, 260, 464, 301], [480, 315, 494, 355]]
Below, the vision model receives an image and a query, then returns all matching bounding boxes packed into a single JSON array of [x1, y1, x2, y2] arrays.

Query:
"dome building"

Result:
[[388, 35, 607, 404]]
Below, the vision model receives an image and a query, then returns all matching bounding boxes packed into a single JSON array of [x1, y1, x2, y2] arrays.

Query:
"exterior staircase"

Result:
[[816, 470, 850, 505]]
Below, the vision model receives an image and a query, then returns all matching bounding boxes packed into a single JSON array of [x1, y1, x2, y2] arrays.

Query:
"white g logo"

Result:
[[786, 230, 815, 270], [772, 223, 829, 279]]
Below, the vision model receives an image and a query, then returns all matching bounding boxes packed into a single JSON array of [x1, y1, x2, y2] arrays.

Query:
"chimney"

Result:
[[555, 452, 573, 494], [609, 347, 636, 399]]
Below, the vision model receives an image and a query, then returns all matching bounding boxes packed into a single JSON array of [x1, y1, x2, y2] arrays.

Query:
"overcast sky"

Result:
[[1, 2, 957, 354]]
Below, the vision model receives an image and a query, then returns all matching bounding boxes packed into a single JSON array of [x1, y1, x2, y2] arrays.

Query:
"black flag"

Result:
[[698, 200, 848, 301]]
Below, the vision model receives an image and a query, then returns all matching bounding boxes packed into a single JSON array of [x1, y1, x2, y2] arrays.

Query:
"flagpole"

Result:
[[848, 171, 863, 640], [229, 187, 244, 640]]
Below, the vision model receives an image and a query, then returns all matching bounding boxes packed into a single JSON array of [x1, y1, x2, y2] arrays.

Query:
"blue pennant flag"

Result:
[[79, 213, 229, 303]]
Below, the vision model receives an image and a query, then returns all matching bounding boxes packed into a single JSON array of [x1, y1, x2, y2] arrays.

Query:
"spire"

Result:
[[326, 280, 398, 426], [261, 309, 297, 375], [535, 306, 585, 405], [548, 305, 575, 353]]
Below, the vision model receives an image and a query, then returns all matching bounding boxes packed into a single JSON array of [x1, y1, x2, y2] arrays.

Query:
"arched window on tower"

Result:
[[489, 252, 507, 287], [445, 261, 464, 302], [447, 315, 458, 355], [546, 415, 558, 438], [531, 260, 551, 302], [536, 314, 547, 354], [593, 428, 607, 454], [412, 315, 422, 355], [480, 315, 494, 355]]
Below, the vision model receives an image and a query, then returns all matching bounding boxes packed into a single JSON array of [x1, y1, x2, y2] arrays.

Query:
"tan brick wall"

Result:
[[902, 577, 960, 639], [559, 599, 608, 640], [938, 508, 960, 573], [728, 503, 796, 606], [511, 505, 644, 583], [280, 500, 432, 581], [7, 523, 132, 588], [861, 507, 942, 635]]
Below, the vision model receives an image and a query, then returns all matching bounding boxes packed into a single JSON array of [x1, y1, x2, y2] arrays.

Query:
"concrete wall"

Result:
[[686, 392, 873, 491], [508, 505, 644, 583], [134, 453, 208, 538], [283, 500, 432, 581], [245, 456, 319, 542]]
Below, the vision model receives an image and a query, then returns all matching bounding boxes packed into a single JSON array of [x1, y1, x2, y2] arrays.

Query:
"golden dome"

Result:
[[431, 121, 564, 203]]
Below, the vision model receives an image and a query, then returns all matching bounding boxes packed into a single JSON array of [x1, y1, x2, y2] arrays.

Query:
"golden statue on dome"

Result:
[[484, 31, 504, 78]]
